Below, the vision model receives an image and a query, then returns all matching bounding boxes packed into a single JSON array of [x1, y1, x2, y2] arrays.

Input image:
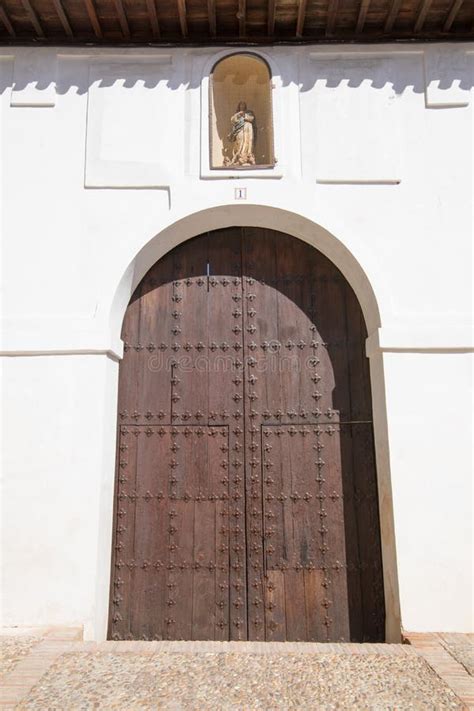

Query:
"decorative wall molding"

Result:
[[309, 50, 423, 59], [85, 55, 178, 189], [11, 49, 57, 107], [423, 49, 471, 108], [0, 317, 124, 360], [304, 53, 403, 185], [366, 326, 474, 357]]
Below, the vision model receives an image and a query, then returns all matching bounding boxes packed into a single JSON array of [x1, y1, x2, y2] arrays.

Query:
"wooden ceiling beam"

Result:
[[21, 0, 45, 37], [355, 0, 370, 33], [0, 3, 16, 36], [238, 0, 246, 37], [207, 0, 216, 36], [113, 0, 130, 38], [267, 0, 276, 34], [296, 0, 307, 37], [84, 0, 102, 38], [384, 0, 403, 32], [0, 0, 470, 43], [414, 0, 434, 32], [326, 0, 340, 35], [177, 0, 188, 37], [146, 0, 160, 38], [442, 0, 464, 31], [52, 0, 73, 37]]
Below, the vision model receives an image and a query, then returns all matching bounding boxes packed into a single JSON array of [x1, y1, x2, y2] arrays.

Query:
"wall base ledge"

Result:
[[0, 349, 121, 361], [0, 318, 124, 360], [366, 326, 474, 357]]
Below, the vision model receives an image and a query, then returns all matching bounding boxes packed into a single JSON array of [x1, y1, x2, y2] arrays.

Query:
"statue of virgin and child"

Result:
[[224, 101, 256, 167]]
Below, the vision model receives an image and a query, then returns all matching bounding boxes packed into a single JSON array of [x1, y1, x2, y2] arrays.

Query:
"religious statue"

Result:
[[224, 101, 255, 167]]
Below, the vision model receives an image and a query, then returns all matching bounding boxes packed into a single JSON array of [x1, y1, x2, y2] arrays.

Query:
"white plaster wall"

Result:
[[0, 44, 472, 638], [383, 352, 473, 633], [1, 355, 118, 639]]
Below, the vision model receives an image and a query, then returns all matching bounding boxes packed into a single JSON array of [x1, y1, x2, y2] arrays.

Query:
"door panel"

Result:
[[112, 425, 231, 641], [109, 227, 385, 642], [261, 424, 350, 641]]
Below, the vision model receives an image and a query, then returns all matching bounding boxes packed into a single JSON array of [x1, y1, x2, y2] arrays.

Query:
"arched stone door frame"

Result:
[[104, 205, 401, 643]]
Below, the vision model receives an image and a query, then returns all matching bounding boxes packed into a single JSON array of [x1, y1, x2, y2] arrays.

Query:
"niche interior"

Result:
[[210, 53, 275, 170]]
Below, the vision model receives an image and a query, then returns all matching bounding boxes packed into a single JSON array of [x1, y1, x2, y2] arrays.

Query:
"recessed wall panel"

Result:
[[85, 58, 180, 188]]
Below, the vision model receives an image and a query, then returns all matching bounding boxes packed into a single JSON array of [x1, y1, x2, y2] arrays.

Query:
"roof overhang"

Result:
[[0, 0, 472, 45]]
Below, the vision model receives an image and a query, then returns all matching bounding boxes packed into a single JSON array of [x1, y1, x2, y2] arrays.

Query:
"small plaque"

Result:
[[234, 187, 247, 200]]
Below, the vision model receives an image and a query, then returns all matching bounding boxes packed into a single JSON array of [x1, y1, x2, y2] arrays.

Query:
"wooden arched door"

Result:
[[109, 228, 385, 642]]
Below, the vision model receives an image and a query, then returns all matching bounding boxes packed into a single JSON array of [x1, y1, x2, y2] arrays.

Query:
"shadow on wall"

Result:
[[1, 49, 473, 96]]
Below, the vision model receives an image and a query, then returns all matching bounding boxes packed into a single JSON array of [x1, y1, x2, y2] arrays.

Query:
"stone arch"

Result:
[[110, 205, 381, 348]]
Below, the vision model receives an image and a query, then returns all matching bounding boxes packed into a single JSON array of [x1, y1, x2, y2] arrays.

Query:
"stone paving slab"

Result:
[[83, 640, 415, 655], [437, 633, 474, 677], [0, 640, 75, 710], [0, 637, 41, 681], [406, 632, 474, 709]]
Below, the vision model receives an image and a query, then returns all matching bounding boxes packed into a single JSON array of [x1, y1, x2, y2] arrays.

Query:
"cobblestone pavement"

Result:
[[1, 632, 472, 710], [15, 650, 463, 710]]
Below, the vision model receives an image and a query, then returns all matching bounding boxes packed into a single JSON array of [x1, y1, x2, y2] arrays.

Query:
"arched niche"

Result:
[[210, 53, 275, 170]]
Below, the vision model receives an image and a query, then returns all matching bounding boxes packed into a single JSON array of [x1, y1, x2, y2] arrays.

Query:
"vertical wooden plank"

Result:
[[109, 424, 138, 640], [338, 424, 363, 642], [215, 497, 230, 640], [117, 292, 141, 424], [167, 425, 195, 642], [304, 569, 327, 641], [242, 228, 279, 419], [274, 232, 319, 424], [284, 571, 307, 640], [171, 237, 209, 426], [192, 501, 217, 639], [129, 427, 171, 641], [348, 423, 385, 641], [211, 426, 231, 639], [344, 285, 373, 423], [170, 498, 194, 641], [265, 570, 286, 641], [242, 228, 277, 640], [299, 426, 321, 566], [312, 255, 351, 425], [208, 228, 246, 640], [137, 254, 174, 424], [207, 228, 243, 426], [264, 424, 319, 641], [320, 425, 350, 641]]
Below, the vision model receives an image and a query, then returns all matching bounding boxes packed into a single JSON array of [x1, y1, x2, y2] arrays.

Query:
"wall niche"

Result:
[[210, 53, 275, 170]]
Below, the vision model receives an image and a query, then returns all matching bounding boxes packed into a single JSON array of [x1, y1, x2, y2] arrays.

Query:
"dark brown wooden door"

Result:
[[109, 228, 385, 642]]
